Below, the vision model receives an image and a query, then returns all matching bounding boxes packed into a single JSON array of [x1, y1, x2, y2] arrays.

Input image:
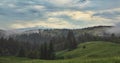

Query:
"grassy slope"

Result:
[[57, 41, 120, 59], [1, 41, 120, 63]]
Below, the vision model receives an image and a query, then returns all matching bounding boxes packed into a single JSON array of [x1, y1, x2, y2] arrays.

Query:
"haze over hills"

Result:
[[0, 26, 114, 49], [0, 26, 113, 37], [3, 25, 113, 32]]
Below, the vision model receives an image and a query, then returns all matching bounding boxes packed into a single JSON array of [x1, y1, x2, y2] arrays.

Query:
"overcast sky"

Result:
[[0, 0, 120, 29]]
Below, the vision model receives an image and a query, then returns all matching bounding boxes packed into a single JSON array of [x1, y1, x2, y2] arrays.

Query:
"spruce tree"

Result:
[[48, 40, 55, 60], [40, 42, 48, 59], [40, 44, 44, 59], [17, 47, 26, 57], [66, 30, 77, 51]]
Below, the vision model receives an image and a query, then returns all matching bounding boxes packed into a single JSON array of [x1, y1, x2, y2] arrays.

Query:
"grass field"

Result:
[[1, 41, 120, 63]]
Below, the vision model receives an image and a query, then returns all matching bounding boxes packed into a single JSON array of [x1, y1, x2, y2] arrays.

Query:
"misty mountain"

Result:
[[0, 26, 112, 42], [0, 26, 115, 51]]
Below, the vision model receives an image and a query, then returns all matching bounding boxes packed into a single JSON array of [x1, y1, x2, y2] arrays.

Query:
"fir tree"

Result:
[[66, 30, 77, 51], [17, 47, 26, 57], [48, 40, 55, 60]]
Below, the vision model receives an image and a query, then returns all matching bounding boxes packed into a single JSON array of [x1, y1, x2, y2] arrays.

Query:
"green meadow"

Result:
[[1, 41, 120, 63]]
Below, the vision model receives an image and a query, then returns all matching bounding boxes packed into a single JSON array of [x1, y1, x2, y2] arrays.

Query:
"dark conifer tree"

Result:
[[40, 42, 48, 59], [43, 42, 48, 59], [40, 44, 44, 59], [17, 47, 26, 57], [66, 30, 77, 51], [48, 40, 55, 60]]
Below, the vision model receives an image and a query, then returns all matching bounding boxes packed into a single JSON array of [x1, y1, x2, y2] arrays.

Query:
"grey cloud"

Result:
[[0, 0, 120, 29], [0, 0, 89, 21], [93, 12, 120, 19]]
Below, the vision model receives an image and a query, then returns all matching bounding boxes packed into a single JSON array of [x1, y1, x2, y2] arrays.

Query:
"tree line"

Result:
[[0, 30, 77, 60], [0, 29, 120, 60], [78, 33, 120, 43]]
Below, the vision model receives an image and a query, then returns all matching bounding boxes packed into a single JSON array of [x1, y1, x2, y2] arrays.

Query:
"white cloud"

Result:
[[0, 0, 120, 29], [93, 8, 120, 18], [93, 8, 120, 24], [32, 5, 46, 10], [48, 0, 71, 6], [46, 0, 90, 8], [47, 10, 110, 22], [8, 4, 16, 8], [96, 8, 120, 13], [10, 16, 114, 29], [17, 5, 46, 12], [10, 18, 75, 29]]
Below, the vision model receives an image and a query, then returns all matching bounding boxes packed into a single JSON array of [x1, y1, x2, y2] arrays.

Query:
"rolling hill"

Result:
[[0, 41, 120, 63], [57, 41, 120, 59]]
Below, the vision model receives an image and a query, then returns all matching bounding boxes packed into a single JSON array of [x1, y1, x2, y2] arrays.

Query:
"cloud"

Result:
[[93, 8, 120, 19], [10, 16, 113, 29], [46, 0, 89, 8], [0, 0, 120, 29], [0, 3, 46, 21], [92, 8, 120, 24], [32, 5, 45, 10], [10, 18, 75, 29], [47, 10, 111, 22], [83, 0, 120, 11]]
